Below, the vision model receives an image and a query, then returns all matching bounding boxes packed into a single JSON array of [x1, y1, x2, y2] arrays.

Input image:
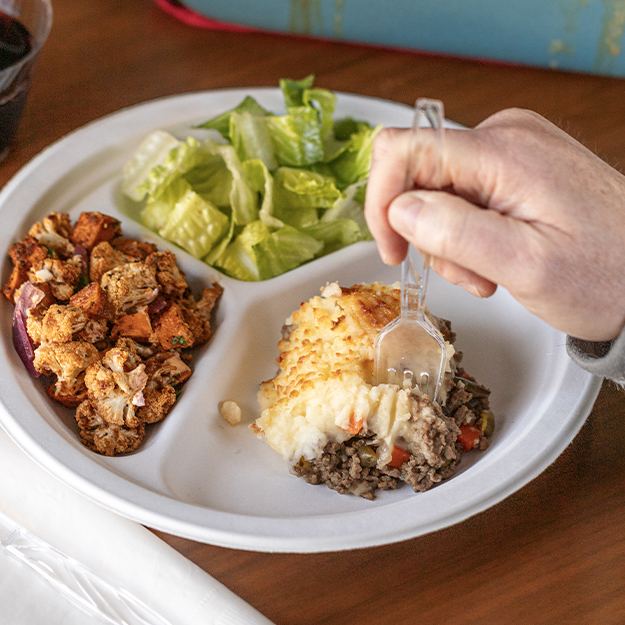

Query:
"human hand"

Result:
[[364, 108, 625, 342]]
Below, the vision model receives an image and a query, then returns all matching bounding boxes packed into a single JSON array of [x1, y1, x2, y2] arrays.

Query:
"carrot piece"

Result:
[[347, 413, 363, 435], [458, 424, 481, 451], [389, 445, 411, 469]]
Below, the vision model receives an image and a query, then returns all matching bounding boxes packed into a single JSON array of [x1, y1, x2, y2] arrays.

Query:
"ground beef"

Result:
[[293, 372, 494, 499], [401, 453, 459, 492], [436, 317, 456, 344], [293, 438, 400, 500], [444, 376, 491, 423], [444, 373, 493, 455], [445, 384, 474, 415], [293, 404, 461, 500]]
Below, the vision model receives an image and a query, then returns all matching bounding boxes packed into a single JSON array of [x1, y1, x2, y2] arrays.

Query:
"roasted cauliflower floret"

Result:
[[137, 352, 191, 424], [39, 304, 87, 343], [100, 261, 158, 315], [28, 212, 75, 257], [70, 211, 121, 251], [146, 250, 188, 298], [89, 241, 131, 282], [139, 386, 177, 425], [114, 336, 155, 362], [33, 341, 100, 406], [75, 400, 145, 456], [84, 346, 148, 428], [112, 237, 157, 260], [21, 283, 55, 345], [28, 256, 82, 301], [180, 283, 223, 345], [78, 318, 109, 344], [25, 311, 44, 345]]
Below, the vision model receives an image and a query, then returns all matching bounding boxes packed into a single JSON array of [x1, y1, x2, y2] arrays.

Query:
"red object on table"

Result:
[[153, 0, 256, 31]]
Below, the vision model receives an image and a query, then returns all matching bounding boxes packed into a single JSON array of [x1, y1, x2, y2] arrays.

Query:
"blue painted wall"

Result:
[[182, 0, 625, 77]]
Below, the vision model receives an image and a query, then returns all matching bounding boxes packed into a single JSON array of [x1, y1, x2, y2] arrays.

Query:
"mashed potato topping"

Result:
[[255, 282, 456, 466]]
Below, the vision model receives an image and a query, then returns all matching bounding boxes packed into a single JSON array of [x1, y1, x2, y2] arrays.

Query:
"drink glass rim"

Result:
[[0, 0, 53, 76]]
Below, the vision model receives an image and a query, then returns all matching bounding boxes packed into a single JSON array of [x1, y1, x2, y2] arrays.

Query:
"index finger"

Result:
[[364, 127, 410, 264], [365, 125, 485, 264]]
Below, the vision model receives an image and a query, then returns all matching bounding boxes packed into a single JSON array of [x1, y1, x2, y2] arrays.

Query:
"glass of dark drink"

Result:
[[0, 0, 52, 162]]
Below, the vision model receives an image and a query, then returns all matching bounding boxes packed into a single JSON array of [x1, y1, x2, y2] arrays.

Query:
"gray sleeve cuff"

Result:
[[566, 328, 625, 384]]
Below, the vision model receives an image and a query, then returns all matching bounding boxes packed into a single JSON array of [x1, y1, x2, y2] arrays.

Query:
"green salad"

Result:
[[121, 76, 380, 281]]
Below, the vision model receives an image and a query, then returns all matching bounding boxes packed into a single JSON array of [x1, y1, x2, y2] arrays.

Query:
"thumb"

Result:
[[388, 189, 526, 289]]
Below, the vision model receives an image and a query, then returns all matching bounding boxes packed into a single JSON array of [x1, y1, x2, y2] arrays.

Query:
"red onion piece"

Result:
[[148, 295, 168, 318], [74, 244, 89, 283], [12, 282, 44, 378]]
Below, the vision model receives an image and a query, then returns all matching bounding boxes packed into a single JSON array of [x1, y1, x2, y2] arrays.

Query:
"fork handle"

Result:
[[400, 245, 425, 320], [401, 99, 445, 320]]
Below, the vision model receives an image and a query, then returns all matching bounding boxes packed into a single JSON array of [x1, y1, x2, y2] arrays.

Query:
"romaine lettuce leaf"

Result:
[[331, 124, 382, 186], [140, 177, 190, 232], [139, 137, 215, 202], [184, 157, 232, 208], [254, 226, 323, 280], [159, 189, 229, 259], [302, 87, 347, 161], [243, 159, 283, 229], [197, 95, 269, 139], [280, 75, 315, 108], [203, 218, 235, 265], [214, 220, 271, 281], [303, 88, 334, 137], [215, 145, 258, 225], [230, 111, 278, 171], [272, 167, 344, 227], [121, 130, 182, 201], [333, 117, 373, 141], [302, 218, 363, 255], [321, 181, 371, 238], [266, 107, 324, 167], [274, 167, 341, 210]]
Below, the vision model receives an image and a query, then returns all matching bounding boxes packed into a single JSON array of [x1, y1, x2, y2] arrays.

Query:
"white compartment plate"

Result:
[[0, 89, 600, 552]]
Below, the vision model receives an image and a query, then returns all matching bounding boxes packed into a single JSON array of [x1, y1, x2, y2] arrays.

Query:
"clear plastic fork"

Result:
[[374, 98, 447, 402]]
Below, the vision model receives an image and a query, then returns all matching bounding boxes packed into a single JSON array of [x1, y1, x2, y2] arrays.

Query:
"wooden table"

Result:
[[4, 2, 625, 623]]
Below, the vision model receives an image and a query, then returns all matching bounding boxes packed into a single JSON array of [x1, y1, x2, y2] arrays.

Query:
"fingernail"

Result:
[[460, 282, 483, 297], [388, 193, 423, 237], [379, 250, 392, 265]]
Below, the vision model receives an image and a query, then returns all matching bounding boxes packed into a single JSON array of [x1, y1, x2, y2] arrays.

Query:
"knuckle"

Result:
[[479, 107, 542, 129], [476, 109, 552, 162]]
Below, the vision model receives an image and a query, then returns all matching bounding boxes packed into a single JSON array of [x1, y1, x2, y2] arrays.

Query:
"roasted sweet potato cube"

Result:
[[2, 264, 29, 301], [69, 282, 112, 318], [70, 212, 121, 250], [34, 282, 56, 309], [9, 236, 48, 266], [111, 237, 157, 260], [4, 237, 49, 301], [112, 309, 153, 342], [153, 303, 195, 350]]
